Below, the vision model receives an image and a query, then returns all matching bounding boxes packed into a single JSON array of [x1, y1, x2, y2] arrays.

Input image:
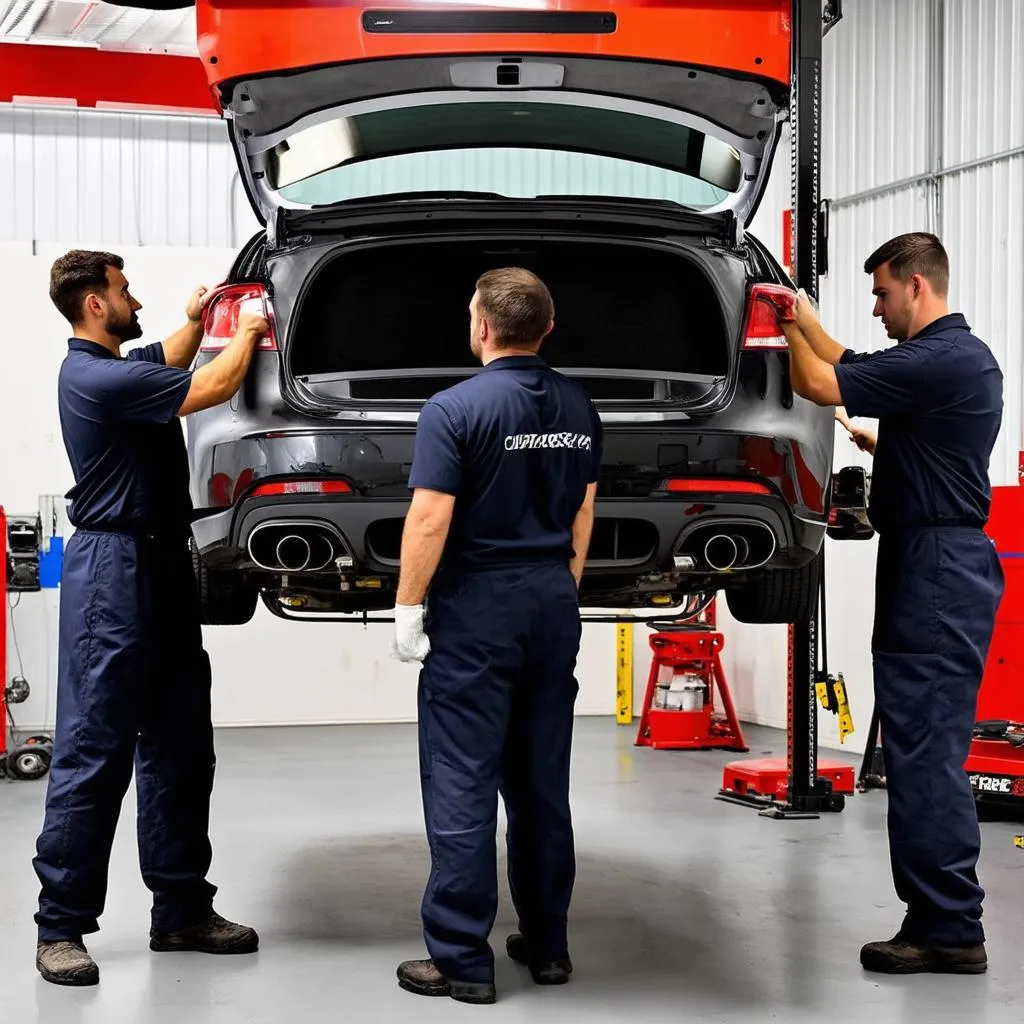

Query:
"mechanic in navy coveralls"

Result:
[[772, 233, 1003, 976], [391, 267, 601, 1005], [33, 251, 269, 987]]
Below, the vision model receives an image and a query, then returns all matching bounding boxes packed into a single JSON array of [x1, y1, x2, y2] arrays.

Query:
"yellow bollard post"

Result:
[[616, 623, 633, 725]]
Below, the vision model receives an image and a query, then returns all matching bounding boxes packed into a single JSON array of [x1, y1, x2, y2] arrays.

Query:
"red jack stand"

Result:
[[635, 627, 748, 752]]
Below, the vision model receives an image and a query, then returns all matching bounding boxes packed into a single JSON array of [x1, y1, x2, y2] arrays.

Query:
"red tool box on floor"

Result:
[[635, 610, 748, 751], [963, 483, 1024, 803]]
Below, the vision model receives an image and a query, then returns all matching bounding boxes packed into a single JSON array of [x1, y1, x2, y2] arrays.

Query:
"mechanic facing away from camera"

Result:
[[391, 268, 601, 1005], [33, 251, 269, 987], [773, 233, 1003, 976]]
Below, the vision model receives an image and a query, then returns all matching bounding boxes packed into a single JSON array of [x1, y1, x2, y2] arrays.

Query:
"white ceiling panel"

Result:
[[0, 1, 197, 54]]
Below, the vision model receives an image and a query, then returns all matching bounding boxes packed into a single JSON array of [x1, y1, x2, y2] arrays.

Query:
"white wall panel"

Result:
[[822, 0, 934, 199], [943, 156, 1024, 487], [943, 0, 1024, 166]]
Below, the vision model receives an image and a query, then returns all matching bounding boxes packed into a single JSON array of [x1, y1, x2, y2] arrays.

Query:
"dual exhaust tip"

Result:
[[248, 522, 345, 573], [679, 522, 777, 572]]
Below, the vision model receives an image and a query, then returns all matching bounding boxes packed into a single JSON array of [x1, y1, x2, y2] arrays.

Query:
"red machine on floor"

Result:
[[964, 482, 1024, 808], [635, 601, 748, 752], [1, 505, 53, 781]]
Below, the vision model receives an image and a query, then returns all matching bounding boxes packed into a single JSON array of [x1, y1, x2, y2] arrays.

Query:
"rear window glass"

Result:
[[271, 100, 739, 208]]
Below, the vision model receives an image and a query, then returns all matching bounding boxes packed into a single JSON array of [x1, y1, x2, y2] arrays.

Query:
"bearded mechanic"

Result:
[[391, 267, 601, 1004], [33, 251, 269, 986], [774, 232, 1003, 975]]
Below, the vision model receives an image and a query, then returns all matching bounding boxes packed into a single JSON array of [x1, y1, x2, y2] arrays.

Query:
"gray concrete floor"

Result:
[[2, 719, 1022, 1023]]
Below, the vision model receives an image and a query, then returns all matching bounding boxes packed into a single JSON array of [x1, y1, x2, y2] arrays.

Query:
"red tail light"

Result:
[[742, 284, 795, 351], [250, 480, 353, 497], [200, 283, 278, 352], [667, 478, 772, 496]]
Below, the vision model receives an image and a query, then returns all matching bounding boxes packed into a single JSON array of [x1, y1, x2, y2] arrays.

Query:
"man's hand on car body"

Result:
[[186, 285, 216, 324], [792, 288, 820, 332]]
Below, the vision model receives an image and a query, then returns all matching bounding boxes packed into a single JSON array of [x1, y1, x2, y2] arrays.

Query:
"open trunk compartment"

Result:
[[288, 236, 733, 406]]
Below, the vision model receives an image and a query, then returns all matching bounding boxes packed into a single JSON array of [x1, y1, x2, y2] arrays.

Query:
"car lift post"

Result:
[[759, 0, 843, 819]]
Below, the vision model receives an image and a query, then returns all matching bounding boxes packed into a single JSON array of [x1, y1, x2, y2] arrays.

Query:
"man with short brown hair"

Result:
[[769, 232, 1004, 976], [33, 250, 268, 986], [391, 267, 601, 1004]]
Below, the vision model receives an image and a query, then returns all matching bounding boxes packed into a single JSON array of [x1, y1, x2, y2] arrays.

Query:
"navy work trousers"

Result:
[[872, 527, 1003, 946], [33, 530, 217, 942], [417, 562, 582, 983]]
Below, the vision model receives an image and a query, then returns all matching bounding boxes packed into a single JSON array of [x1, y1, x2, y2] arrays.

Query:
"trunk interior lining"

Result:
[[289, 238, 729, 399]]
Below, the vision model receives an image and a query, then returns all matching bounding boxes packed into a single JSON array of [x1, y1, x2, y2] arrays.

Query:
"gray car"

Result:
[[183, 53, 841, 626]]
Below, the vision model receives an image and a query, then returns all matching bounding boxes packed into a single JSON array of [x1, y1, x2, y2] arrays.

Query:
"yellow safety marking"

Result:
[[616, 624, 633, 725], [1014, 835, 1024, 850]]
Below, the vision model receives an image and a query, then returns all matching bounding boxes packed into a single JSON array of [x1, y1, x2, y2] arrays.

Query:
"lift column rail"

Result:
[[767, 0, 846, 818]]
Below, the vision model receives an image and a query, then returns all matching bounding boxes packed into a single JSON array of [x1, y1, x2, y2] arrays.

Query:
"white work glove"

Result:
[[391, 603, 431, 663]]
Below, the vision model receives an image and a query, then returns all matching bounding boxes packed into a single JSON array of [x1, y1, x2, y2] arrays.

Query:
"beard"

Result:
[[108, 309, 142, 343]]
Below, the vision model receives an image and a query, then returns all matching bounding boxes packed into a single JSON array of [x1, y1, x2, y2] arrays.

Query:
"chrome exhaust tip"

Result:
[[276, 534, 312, 572], [703, 534, 739, 571]]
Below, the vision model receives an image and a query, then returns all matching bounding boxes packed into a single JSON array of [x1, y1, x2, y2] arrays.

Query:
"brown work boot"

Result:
[[150, 912, 258, 955], [396, 959, 496, 1004], [860, 935, 987, 975], [506, 933, 573, 985], [36, 940, 100, 986]]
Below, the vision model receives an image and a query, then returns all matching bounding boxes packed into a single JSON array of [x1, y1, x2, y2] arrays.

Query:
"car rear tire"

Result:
[[725, 557, 820, 625], [191, 541, 259, 625]]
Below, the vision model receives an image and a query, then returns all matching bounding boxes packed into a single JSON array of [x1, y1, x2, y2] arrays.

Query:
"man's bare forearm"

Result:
[[781, 323, 842, 406], [396, 509, 451, 605], [162, 321, 204, 369], [178, 330, 256, 416]]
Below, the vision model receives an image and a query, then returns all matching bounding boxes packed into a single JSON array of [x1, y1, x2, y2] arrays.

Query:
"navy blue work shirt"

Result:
[[408, 355, 602, 569], [834, 313, 1003, 534], [58, 338, 194, 537]]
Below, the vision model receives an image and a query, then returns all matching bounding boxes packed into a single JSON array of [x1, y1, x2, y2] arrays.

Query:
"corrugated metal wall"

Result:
[[0, 105, 255, 248]]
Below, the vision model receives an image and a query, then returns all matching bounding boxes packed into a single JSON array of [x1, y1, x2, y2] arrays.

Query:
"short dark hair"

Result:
[[475, 267, 554, 349], [863, 232, 949, 296], [49, 249, 124, 325]]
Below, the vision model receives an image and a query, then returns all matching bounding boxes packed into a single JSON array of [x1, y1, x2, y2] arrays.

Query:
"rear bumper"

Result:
[[195, 491, 822, 567], [190, 471, 825, 613], [188, 418, 829, 606]]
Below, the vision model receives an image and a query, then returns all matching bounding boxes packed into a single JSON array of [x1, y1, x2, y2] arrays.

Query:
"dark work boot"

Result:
[[36, 940, 100, 986], [397, 959, 496, 1004], [150, 912, 258, 955], [860, 934, 987, 975], [506, 933, 573, 985]]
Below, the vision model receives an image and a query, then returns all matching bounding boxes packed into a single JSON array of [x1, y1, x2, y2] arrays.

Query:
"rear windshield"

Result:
[[272, 100, 738, 209]]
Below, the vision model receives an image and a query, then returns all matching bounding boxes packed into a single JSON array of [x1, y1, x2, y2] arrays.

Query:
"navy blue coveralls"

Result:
[[834, 314, 1004, 947], [407, 354, 602, 983], [33, 338, 217, 942]]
